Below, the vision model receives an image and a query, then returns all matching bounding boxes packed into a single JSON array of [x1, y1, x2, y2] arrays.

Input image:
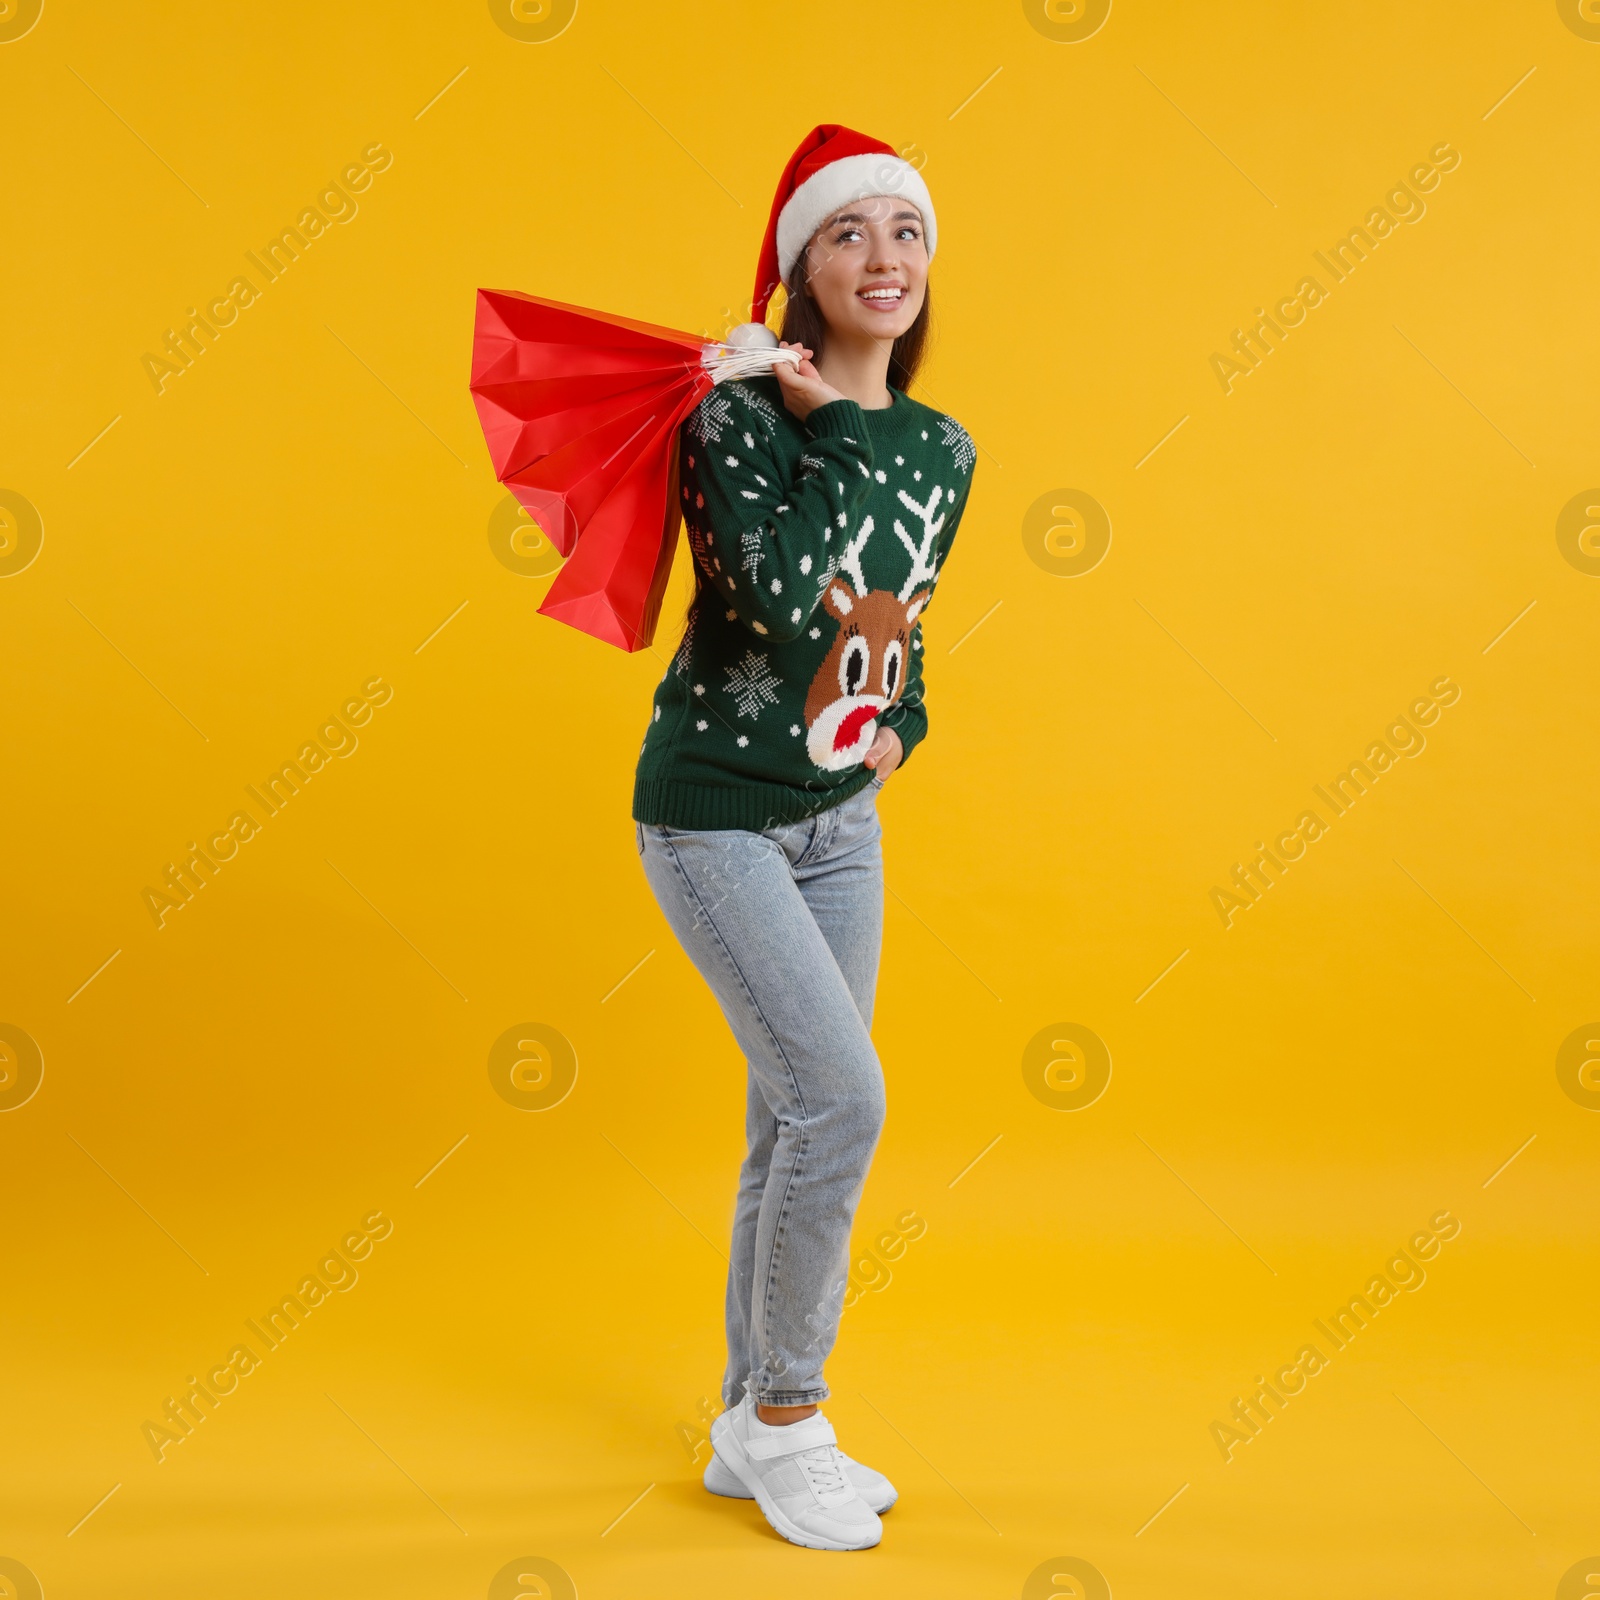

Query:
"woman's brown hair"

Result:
[[778, 249, 932, 394]]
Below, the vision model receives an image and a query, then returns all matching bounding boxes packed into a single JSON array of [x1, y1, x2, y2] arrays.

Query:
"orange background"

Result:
[[2, 1, 1597, 1595]]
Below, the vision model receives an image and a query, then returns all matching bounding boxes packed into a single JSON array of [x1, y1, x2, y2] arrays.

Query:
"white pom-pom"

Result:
[[726, 322, 778, 350]]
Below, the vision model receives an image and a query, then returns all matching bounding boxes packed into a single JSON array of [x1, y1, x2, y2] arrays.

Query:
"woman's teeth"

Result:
[[859, 287, 904, 303]]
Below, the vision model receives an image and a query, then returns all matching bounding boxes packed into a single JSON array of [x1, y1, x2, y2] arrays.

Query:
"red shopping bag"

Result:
[[471, 289, 797, 651], [470, 289, 714, 653]]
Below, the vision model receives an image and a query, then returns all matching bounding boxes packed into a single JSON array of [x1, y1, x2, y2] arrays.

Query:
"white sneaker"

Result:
[[708, 1395, 883, 1551], [704, 1422, 898, 1513]]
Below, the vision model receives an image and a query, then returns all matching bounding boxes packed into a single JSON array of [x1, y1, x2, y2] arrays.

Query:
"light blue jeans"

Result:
[[636, 781, 886, 1407]]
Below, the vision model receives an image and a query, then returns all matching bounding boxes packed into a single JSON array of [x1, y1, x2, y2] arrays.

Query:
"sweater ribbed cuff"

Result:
[[879, 699, 928, 769], [804, 398, 870, 444]]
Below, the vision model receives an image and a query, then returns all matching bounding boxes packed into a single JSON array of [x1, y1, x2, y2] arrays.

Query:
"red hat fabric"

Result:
[[751, 124, 937, 325]]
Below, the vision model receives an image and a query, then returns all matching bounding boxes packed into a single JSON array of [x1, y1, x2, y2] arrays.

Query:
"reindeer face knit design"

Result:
[[632, 375, 975, 831]]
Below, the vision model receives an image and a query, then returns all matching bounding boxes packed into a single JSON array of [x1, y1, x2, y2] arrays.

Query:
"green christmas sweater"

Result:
[[631, 373, 976, 830]]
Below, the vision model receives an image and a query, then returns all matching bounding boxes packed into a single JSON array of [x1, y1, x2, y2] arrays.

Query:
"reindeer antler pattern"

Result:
[[829, 514, 875, 608], [892, 485, 946, 602]]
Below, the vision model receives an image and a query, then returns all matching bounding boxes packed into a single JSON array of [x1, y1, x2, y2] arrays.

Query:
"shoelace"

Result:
[[795, 1445, 849, 1499]]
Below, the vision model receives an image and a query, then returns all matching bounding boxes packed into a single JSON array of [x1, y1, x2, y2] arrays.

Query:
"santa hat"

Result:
[[751, 124, 937, 325]]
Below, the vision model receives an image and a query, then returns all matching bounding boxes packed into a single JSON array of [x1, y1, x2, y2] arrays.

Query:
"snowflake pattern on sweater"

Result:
[[671, 603, 697, 675], [726, 380, 783, 435], [722, 649, 784, 720], [937, 415, 976, 475], [632, 375, 976, 830], [738, 526, 766, 585], [685, 392, 735, 447]]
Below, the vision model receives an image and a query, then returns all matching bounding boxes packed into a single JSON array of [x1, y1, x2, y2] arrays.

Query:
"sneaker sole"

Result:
[[709, 1436, 882, 1552]]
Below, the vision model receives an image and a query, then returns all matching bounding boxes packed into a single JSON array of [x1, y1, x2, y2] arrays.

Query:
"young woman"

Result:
[[632, 125, 976, 1553]]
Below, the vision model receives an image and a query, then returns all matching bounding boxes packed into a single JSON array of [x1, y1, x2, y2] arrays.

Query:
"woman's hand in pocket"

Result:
[[863, 726, 903, 786]]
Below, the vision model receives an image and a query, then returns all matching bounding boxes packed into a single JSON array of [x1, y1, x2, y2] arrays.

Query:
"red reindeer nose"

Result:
[[834, 701, 882, 752]]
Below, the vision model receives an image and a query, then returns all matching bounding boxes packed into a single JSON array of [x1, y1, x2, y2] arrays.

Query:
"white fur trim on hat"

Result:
[[775, 152, 936, 283]]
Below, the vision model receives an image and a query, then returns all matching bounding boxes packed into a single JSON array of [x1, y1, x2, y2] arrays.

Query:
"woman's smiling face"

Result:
[[799, 194, 929, 346]]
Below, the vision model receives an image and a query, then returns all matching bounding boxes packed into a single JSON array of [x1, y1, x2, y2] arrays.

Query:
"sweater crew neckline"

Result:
[[772, 377, 924, 442], [859, 385, 921, 437]]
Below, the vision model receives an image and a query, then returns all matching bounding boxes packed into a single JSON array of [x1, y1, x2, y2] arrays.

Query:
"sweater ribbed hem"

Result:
[[632, 767, 877, 831]]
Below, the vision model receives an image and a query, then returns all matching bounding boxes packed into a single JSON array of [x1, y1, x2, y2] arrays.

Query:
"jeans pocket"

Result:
[[635, 821, 645, 854]]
